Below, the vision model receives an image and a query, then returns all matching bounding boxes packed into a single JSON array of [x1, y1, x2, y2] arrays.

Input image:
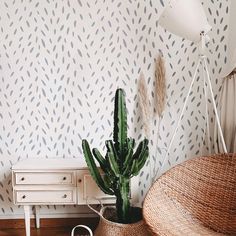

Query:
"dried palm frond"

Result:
[[155, 55, 166, 117], [138, 72, 151, 137]]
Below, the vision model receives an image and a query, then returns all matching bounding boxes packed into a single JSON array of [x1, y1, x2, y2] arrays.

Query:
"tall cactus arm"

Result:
[[122, 142, 149, 177], [113, 88, 127, 155], [133, 138, 149, 160], [123, 139, 148, 176], [130, 139, 149, 176], [106, 140, 118, 161], [132, 149, 149, 176], [123, 146, 134, 169], [136, 148, 149, 171], [106, 141, 120, 177], [93, 149, 117, 190], [108, 152, 120, 177], [82, 140, 114, 195], [92, 148, 108, 173], [103, 152, 119, 181], [130, 159, 139, 176], [123, 138, 135, 166]]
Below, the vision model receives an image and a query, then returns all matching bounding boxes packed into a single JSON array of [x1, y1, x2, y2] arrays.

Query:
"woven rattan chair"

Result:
[[143, 154, 236, 235]]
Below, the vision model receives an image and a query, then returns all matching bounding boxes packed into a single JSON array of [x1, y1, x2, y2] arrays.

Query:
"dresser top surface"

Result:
[[12, 158, 88, 170]]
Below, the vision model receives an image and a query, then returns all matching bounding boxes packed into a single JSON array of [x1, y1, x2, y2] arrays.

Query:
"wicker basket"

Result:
[[71, 225, 93, 236], [90, 205, 150, 236], [143, 154, 236, 235]]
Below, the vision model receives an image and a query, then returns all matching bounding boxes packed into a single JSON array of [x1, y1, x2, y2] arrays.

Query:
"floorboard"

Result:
[[1, 227, 93, 236], [0, 218, 98, 236]]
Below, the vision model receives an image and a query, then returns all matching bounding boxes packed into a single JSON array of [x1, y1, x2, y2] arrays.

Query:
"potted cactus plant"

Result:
[[82, 88, 150, 235]]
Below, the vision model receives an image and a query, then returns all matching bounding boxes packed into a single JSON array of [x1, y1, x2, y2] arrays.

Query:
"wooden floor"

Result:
[[0, 218, 98, 236], [0, 228, 76, 236]]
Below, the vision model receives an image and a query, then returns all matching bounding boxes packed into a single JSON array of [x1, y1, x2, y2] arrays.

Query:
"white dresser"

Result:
[[12, 158, 114, 236]]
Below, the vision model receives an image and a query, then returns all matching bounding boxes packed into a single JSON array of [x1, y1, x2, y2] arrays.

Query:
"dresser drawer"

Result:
[[77, 170, 115, 205], [14, 188, 76, 204], [14, 171, 76, 185]]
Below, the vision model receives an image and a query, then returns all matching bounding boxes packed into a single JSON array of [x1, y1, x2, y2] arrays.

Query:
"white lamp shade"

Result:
[[159, 0, 212, 43]]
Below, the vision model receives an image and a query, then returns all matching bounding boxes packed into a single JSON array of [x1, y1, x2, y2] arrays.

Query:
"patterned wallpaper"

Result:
[[0, 0, 230, 218]]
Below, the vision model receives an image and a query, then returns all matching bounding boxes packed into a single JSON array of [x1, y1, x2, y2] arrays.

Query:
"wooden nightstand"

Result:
[[12, 158, 115, 236]]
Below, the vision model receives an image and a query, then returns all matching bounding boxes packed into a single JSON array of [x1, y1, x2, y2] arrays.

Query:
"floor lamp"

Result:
[[157, 0, 228, 175]]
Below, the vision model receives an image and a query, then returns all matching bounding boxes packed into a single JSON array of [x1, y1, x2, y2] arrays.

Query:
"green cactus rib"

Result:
[[127, 138, 135, 149], [92, 148, 107, 172], [123, 154, 135, 177], [130, 159, 138, 176], [137, 148, 149, 170], [116, 177, 130, 223], [92, 148, 117, 188], [129, 139, 149, 176], [106, 140, 118, 161], [123, 140, 148, 177], [123, 138, 135, 167], [113, 88, 127, 156], [132, 149, 149, 176], [82, 140, 113, 195], [106, 140, 120, 177], [133, 138, 149, 160], [123, 146, 134, 170]]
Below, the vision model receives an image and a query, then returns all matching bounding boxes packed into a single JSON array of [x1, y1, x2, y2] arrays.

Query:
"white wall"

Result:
[[0, 0, 230, 218]]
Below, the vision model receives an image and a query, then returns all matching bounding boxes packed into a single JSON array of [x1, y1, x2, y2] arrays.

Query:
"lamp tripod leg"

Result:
[[202, 61, 212, 154], [203, 57, 227, 153], [156, 58, 201, 178]]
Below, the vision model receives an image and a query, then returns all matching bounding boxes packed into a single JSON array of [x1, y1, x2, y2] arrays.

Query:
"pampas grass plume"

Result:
[[138, 72, 151, 137], [155, 55, 166, 117]]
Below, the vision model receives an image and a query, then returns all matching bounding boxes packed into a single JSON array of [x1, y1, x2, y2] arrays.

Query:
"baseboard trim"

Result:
[[0, 212, 97, 219], [0, 217, 99, 229]]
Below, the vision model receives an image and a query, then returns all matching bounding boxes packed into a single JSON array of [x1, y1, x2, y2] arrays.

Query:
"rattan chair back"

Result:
[[143, 154, 236, 235]]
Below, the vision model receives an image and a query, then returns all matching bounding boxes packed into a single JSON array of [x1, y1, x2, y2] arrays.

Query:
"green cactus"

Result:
[[82, 88, 149, 224]]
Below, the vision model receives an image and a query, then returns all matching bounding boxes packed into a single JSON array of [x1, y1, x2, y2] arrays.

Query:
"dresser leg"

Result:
[[35, 206, 40, 228], [24, 205, 30, 236]]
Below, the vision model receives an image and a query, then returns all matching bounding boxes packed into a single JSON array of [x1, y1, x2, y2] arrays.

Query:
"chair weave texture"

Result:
[[143, 154, 236, 235]]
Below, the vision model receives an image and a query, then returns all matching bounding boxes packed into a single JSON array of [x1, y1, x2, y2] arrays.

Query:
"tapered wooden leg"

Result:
[[35, 206, 40, 229], [24, 205, 30, 236]]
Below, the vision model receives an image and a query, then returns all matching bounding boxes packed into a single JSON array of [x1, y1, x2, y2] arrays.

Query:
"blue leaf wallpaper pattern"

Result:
[[0, 0, 230, 217]]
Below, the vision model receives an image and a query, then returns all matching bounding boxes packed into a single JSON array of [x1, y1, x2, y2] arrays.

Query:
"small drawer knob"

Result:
[[22, 195, 26, 199], [21, 177, 25, 181], [63, 177, 67, 181], [63, 194, 67, 198], [78, 179, 82, 183]]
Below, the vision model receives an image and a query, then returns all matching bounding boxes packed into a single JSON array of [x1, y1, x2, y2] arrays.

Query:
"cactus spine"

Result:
[[82, 88, 149, 224]]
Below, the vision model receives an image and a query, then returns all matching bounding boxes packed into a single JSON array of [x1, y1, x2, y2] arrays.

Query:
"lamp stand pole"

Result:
[[155, 33, 227, 179], [202, 60, 211, 154]]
